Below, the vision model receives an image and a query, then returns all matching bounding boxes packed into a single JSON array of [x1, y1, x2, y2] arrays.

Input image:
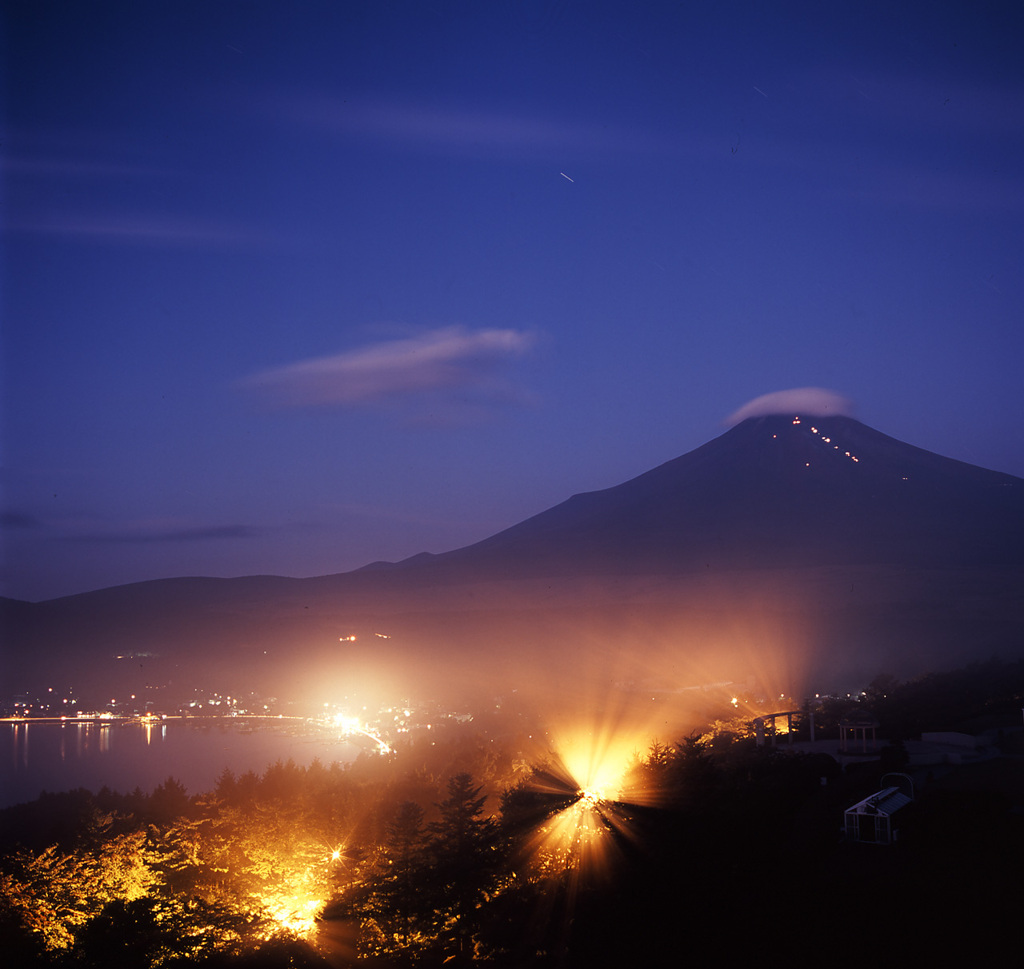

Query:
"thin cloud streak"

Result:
[[4, 154, 167, 179], [11, 214, 269, 248], [276, 95, 656, 158], [0, 511, 43, 530], [811, 67, 1024, 139], [59, 524, 263, 544], [239, 326, 537, 410]]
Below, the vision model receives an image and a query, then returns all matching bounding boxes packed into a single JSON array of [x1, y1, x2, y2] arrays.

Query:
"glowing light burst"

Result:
[[528, 794, 622, 879], [514, 726, 655, 885], [552, 719, 666, 811], [558, 745, 624, 805], [330, 712, 392, 754], [503, 729, 652, 966]]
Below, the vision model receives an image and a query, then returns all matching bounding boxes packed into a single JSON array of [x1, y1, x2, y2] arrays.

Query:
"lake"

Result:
[[1, 718, 362, 809]]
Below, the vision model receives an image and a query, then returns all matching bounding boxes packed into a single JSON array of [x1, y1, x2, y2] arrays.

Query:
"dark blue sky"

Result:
[[4, 2, 1023, 601]]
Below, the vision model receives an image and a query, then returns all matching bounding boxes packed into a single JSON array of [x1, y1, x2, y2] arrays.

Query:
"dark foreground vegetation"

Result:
[[2, 660, 1023, 968]]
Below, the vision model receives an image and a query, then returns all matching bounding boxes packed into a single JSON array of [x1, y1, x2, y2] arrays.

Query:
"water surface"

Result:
[[1, 718, 360, 809]]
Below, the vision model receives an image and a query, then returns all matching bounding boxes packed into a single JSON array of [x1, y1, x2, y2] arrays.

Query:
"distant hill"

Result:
[[3, 415, 1022, 707]]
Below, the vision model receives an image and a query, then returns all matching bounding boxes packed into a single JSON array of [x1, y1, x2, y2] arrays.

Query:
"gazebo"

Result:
[[838, 712, 880, 754]]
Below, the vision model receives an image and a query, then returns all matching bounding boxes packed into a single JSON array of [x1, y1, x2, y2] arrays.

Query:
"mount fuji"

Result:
[[3, 415, 1022, 701]]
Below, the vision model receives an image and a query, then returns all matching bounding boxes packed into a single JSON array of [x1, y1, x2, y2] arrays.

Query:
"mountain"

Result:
[[381, 414, 1024, 576], [3, 416, 1023, 706]]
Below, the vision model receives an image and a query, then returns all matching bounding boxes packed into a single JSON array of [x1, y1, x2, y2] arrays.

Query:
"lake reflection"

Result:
[[1, 719, 361, 809]]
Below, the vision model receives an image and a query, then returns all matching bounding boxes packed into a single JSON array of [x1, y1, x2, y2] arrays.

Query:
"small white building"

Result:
[[843, 773, 914, 845]]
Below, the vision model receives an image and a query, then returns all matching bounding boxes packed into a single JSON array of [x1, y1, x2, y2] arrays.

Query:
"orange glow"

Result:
[[551, 726, 638, 806], [510, 705, 664, 889], [259, 891, 323, 937], [331, 712, 392, 754], [524, 795, 620, 879]]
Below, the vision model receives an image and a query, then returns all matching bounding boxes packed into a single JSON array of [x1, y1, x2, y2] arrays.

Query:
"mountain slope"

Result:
[[386, 414, 1024, 576]]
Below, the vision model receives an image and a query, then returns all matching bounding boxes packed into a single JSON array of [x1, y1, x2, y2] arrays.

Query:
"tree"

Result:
[[214, 768, 238, 804], [319, 796, 431, 961], [380, 800, 427, 951], [149, 777, 191, 824], [670, 733, 720, 811], [425, 773, 500, 964], [72, 897, 174, 968], [387, 800, 425, 869]]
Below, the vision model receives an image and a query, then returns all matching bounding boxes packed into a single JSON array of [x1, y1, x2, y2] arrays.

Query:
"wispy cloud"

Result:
[[238, 326, 537, 416], [813, 68, 1024, 140], [10, 213, 268, 248], [758, 69, 1024, 215], [843, 165, 1024, 215], [275, 95, 654, 158], [0, 511, 42, 530], [3, 134, 270, 246], [3, 154, 168, 179], [725, 388, 853, 424], [59, 523, 263, 544]]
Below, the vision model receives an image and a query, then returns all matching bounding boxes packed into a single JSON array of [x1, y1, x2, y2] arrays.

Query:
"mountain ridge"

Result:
[[7, 414, 1022, 605], [3, 415, 1022, 702]]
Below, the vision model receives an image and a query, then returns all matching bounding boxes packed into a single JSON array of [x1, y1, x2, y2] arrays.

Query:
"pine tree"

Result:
[[425, 773, 499, 963], [381, 800, 426, 949]]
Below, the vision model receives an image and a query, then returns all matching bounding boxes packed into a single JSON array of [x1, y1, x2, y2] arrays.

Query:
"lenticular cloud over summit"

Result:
[[725, 388, 853, 425]]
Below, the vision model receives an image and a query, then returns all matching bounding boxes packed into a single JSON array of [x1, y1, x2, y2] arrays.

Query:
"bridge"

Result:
[[752, 709, 816, 746]]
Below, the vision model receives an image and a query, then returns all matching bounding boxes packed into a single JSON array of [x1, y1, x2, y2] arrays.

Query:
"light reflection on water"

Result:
[[1, 719, 360, 809]]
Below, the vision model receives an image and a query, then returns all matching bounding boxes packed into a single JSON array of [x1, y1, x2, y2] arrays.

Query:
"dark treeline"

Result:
[[860, 657, 1024, 738], [2, 659, 1022, 967]]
